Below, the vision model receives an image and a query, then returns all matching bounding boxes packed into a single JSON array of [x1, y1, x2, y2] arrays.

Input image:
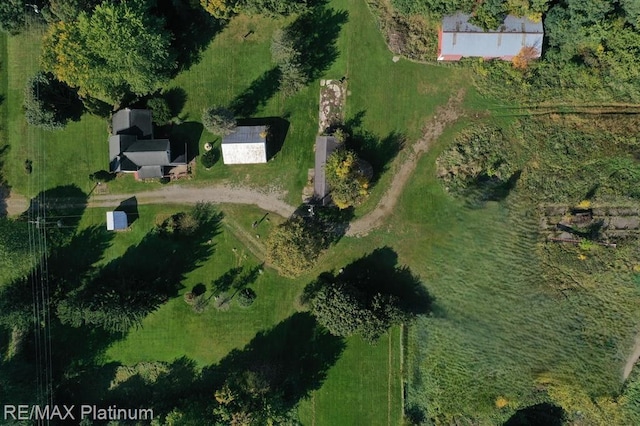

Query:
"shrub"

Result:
[[23, 72, 83, 130], [325, 150, 370, 209], [237, 288, 256, 307], [202, 106, 236, 135], [201, 148, 218, 169], [266, 216, 328, 277], [436, 126, 519, 205], [147, 96, 172, 125]]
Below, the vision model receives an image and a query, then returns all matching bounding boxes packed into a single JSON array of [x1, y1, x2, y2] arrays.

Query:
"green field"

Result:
[[2, 0, 640, 424]]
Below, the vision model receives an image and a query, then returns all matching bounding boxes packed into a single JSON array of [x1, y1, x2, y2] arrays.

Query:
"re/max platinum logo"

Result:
[[3, 405, 154, 421]]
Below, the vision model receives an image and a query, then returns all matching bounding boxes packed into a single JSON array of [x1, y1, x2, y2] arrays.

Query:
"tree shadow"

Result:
[[464, 170, 522, 209], [503, 403, 565, 426], [230, 67, 282, 118], [22, 184, 88, 247], [48, 225, 115, 295], [305, 246, 433, 316], [58, 206, 223, 332], [89, 170, 116, 184], [341, 111, 405, 184], [153, 0, 227, 74], [203, 312, 345, 418], [116, 196, 139, 226], [210, 265, 263, 308], [236, 116, 290, 159], [169, 121, 204, 162], [50, 313, 344, 422], [47, 324, 123, 402], [287, 7, 349, 81], [211, 267, 244, 296], [163, 87, 188, 118]]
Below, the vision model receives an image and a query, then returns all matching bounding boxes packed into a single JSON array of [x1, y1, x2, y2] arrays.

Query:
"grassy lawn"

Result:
[[70, 201, 402, 423], [11, 0, 638, 424], [298, 327, 403, 426], [3, 30, 107, 198], [0, 0, 473, 211]]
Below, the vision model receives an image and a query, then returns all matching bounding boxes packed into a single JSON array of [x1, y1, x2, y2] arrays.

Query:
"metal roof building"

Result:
[[314, 135, 339, 204], [221, 126, 268, 165], [438, 13, 543, 61], [106, 211, 128, 231]]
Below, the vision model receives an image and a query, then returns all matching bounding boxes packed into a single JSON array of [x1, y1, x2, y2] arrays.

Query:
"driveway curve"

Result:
[[346, 90, 466, 237]]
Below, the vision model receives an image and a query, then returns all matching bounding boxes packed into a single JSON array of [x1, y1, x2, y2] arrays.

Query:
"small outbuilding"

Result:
[[221, 126, 268, 165], [106, 211, 128, 231], [314, 135, 339, 205]]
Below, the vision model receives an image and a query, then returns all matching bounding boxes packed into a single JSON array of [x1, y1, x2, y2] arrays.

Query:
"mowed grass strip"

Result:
[[297, 327, 402, 426]]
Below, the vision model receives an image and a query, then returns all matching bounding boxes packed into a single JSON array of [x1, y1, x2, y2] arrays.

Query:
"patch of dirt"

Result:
[[624, 333, 640, 381], [318, 79, 346, 133], [4, 190, 28, 217], [346, 90, 466, 237]]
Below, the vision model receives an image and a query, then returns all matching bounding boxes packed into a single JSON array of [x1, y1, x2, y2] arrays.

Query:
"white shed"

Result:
[[221, 126, 268, 165]]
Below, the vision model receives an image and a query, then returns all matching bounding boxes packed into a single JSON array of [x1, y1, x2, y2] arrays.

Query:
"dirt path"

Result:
[[5, 184, 296, 218], [346, 90, 466, 237], [623, 333, 640, 380]]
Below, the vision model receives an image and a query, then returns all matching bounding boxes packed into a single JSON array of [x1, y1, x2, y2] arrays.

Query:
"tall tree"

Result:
[[202, 106, 237, 135], [23, 71, 84, 130], [0, 0, 25, 34], [265, 216, 327, 277], [0, 218, 34, 285], [41, 0, 177, 104], [310, 280, 407, 343], [324, 149, 370, 209]]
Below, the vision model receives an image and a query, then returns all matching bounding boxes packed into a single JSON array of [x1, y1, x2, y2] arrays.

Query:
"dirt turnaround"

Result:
[[5, 184, 295, 218], [346, 90, 466, 237]]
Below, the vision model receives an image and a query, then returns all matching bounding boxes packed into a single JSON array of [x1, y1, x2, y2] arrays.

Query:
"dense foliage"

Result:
[[265, 216, 328, 277], [55, 203, 220, 332], [44, 0, 102, 23], [436, 126, 520, 206], [0, 0, 26, 34], [202, 106, 237, 135], [467, 0, 640, 102], [306, 248, 429, 343], [201, 0, 309, 19], [147, 96, 172, 125], [23, 72, 83, 130], [270, 28, 306, 97], [325, 149, 370, 209], [41, 0, 176, 104], [0, 218, 33, 285], [311, 281, 406, 343]]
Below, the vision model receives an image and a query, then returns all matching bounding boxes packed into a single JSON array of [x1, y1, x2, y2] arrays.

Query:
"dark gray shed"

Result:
[[314, 135, 339, 204]]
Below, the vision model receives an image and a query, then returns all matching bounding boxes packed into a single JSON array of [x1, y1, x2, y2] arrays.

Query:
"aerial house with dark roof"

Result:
[[437, 13, 543, 61], [109, 108, 186, 180]]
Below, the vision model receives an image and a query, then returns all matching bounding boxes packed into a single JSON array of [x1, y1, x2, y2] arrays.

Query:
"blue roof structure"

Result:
[[106, 211, 128, 231]]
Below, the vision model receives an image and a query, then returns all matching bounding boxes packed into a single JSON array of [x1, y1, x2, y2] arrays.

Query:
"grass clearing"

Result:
[[395, 116, 640, 423]]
